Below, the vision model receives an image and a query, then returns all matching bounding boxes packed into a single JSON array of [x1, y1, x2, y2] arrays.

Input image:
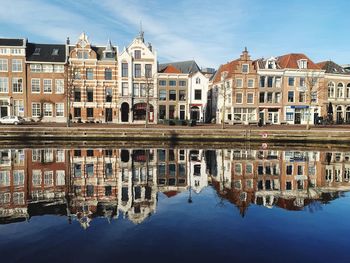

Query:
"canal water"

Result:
[[0, 145, 349, 263]]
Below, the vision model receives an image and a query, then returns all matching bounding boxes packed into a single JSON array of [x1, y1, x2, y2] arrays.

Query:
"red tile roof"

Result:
[[277, 53, 320, 70], [163, 191, 178, 198], [159, 64, 182, 74], [212, 59, 239, 83]]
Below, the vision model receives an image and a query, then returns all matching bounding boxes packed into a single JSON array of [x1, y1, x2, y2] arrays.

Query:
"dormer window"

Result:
[[33, 48, 41, 55], [242, 64, 249, 73], [105, 52, 114, 59], [267, 60, 275, 69], [298, 59, 308, 69], [52, 48, 59, 56], [77, 51, 88, 59], [134, 50, 141, 59]]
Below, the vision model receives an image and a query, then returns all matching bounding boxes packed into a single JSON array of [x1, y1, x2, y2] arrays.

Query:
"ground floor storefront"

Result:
[[284, 105, 320, 125]]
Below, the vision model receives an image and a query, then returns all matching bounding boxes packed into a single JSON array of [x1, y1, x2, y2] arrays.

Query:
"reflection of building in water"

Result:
[[0, 149, 27, 223], [210, 149, 350, 216], [2, 147, 350, 224], [69, 148, 118, 228], [118, 149, 157, 224]]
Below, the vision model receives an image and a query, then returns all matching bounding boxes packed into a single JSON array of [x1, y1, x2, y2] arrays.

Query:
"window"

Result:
[[267, 92, 273, 103], [30, 79, 41, 93], [55, 103, 64, 117], [133, 83, 139, 96], [56, 150, 65, 162], [259, 92, 265, 103], [196, 77, 201, 84], [260, 76, 265, 87], [0, 59, 8, 71], [328, 82, 335, 98], [32, 103, 41, 117], [105, 68, 112, 80], [337, 83, 344, 98], [55, 79, 64, 94], [299, 92, 306, 102], [77, 51, 88, 59], [87, 89, 93, 102], [159, 90, 166, 101], [179, 80, 186, 86], [44, 171, 53, 186], [86, 68, 93, 80], [12, 78, 23, 93], [267, 76, 273, 87], [122, 63, 128, 77], [288, 91, 294, 102], [286, 165, 293, 175], [248, 79, 254, 88], [13, 170, 24, 186], [54, 65, 64, 73], [272, 77, 280, 89], [43, 103, 53, 117], [169, 90, 176, 100], [159, 80, 166, 86], [145, 64, 152, 78], [134, 64, 141, 78], [56, 170, 65, 186], [43, 79, 52, 93], [275, 92, 281, 103], [242, 64, 249, 73], [169, 105, 175, 119], [159, 105, 166, 119], [13, 100, 23, 117], [300, 77, 305, 87], [247, 93, 254, 104], [31, 170, 41, 186], [74, 89, 81, 102], [298, 59, 307, 69], [43, 65, 53, 73], [179, 90, 186, 101], [86, 164, 94, 177], [288, 77, 295, 86], [12, 59, 22, 72], [236, 79, 243, 88], [0, 77, 9, 93], [74, 108, 81, 118], [106, 88, 112, 102], [286, 112, 293, 121], [33, 48, 41, 55], [236, 93, 243, 103], [194, 89, 202, 100], [122, 82, 128, 96], [169, 80, 176, 86], [140, 83, 146, 97], [73, 68, 81, 79], [30, 64, 41, 72], [0, 171, 10, 186], [87, 108, 94, 118], [134, 50, 141, 59]]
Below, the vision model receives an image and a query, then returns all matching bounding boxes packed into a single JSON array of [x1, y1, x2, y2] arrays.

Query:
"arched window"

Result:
[[347, 83, 350, 98], [337, 83, 344, 98], [328, 82, 335, 98], [196, 77, 201, 84]]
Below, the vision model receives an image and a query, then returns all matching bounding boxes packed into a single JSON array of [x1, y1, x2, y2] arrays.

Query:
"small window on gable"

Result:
[[267, 60, 275, 69], [134, 50, 141, 59], [196, 77, 201, 84], [298, 59, 308, 69], [52, 49, 59, 56], [242, 64, 249, 73], [33, 48, 41, 55]]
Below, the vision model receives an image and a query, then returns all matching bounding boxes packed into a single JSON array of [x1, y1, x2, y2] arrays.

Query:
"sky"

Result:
[[0, 0, 349, 69]]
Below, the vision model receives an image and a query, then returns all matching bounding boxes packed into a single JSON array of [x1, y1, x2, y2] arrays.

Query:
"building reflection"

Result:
[[1, 147, 350, 226]]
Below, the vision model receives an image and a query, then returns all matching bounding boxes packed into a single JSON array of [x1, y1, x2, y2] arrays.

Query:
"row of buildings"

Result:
[[1, 146, 350, 226], [1, 31, 350, 125]]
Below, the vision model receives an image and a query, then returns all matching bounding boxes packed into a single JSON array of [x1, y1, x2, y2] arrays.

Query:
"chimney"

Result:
[[148, 42, 152, 51], [66, 37, 70, 45]]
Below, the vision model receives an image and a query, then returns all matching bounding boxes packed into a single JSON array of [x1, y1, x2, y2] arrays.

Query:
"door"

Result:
[[259, 111, 264, 125], [105, 108, 112, 122], [295, 112, 301, 124], [121, 103, 129, 122], [314, 113, 319, 125], [0, 107, 8, 118]]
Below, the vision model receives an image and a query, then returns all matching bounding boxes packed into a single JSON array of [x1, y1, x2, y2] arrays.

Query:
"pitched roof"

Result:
[[159, 60, 200, 74], [0, 38, 25, 47], [158, 64, 182, 74], [212, 59, 239, 83], [316, 60, 350, 75], [255, 58, 282, 69], [27, 43, 66, 63], [277, 53, 320, 70]]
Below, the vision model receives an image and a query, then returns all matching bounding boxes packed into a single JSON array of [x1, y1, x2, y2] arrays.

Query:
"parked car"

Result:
[[0, 116, 25, 125]]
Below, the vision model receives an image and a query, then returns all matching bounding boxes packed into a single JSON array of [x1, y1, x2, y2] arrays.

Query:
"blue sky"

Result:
[[0, 0, 349, 68]]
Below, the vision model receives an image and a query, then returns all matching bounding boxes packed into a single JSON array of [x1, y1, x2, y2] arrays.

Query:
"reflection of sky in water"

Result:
[[0, 187, 349, 263]]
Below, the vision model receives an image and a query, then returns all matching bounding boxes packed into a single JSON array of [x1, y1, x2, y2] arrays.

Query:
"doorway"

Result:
[[294, 110, 301, 124], [121, 103, 129, 122], [105, 108, 112, 122]]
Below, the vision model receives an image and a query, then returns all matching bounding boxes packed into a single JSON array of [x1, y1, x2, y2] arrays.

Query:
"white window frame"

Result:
[[247, 78, 254, 88], [0, 77, 9, 93], [44, 170, 54, 186], [55, 79, 64, 94], [43, 79, 52, 93], [31, 78, 41, 93], [43, 103, 53, 117], [236, 92, 243, 104], [247, 92, 254, 104], [236, 78, 243, 88], [56, 170, 65, 186], [12, 78, 23, 93], [242, 64, 249, 73], [0, 59, 8, 72], [12, 59, 22, 72], [55, 103, 64, 117], [32, 103, 41, 117]]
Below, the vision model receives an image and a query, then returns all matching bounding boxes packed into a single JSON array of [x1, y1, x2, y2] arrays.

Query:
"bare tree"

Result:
[[304, 71, 321, 130], [66, 66, 78, 127], [218, 71, 232, 129], [144, 73, 155, 128]]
